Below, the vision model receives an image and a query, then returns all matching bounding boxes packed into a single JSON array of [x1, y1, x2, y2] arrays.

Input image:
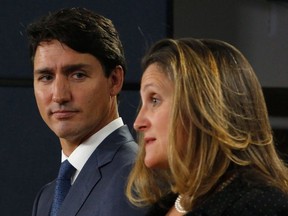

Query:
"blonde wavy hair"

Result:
[[126, 38, 288, 211]]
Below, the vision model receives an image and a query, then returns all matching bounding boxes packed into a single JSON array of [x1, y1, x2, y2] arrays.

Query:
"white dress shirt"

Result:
[[61, 117, 124, 184]]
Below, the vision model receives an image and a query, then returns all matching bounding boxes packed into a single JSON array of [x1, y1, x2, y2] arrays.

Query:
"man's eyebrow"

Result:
[[34, 63, 91, 75], [62, 63, 91, 73], [34, 67, 52, 75]]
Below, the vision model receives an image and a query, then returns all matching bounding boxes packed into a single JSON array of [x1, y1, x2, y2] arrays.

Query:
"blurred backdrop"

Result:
[[0, 0, 287, 215], [173, 0, 288, 160]]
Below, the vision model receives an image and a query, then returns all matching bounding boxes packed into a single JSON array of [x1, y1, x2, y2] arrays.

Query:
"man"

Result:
[[27, 7, 146, 216]]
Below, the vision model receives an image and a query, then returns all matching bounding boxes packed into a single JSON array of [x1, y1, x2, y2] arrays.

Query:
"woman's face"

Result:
[[134, 63, 174, 169]]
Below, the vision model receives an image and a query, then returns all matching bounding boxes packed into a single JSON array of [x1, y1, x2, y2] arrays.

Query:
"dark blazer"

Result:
[[32, 125, 147, 216]]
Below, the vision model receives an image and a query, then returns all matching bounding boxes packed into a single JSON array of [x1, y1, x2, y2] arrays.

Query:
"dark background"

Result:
[[0, 0, 287, 215], [173, 0, 288, 161], [0, 1, 171, 215]]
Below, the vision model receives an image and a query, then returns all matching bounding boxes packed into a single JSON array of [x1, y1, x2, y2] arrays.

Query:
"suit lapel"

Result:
[[33, 181, 55, 216], [58, 125, 134, 216], [58, 154, 102, 216]]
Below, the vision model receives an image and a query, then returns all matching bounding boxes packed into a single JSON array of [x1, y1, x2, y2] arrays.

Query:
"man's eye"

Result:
[[72, 72, 86, 79], [38, 75, 53, 81]]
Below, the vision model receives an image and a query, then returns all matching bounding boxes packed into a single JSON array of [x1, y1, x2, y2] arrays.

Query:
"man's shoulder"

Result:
[[102, 124, 139, 155]]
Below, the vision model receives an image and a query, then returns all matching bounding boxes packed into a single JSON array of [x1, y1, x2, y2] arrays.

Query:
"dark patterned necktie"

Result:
[[50, 160, 76, 216]]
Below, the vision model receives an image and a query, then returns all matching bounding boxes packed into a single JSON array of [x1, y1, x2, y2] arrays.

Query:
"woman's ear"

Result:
[[109, 65, 124, 96]]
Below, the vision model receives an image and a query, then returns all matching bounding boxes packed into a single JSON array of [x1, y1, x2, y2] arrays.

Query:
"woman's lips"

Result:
[[144, 137, 156, 144]]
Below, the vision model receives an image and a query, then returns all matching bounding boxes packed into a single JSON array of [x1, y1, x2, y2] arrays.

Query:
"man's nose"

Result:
[[52, 76, 71, 104]]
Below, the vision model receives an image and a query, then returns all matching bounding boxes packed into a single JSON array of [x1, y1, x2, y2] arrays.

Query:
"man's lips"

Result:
[[50, 110, 78, 119]]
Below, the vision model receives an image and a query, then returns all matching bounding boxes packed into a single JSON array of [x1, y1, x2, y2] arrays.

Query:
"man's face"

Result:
[[33, 40, 121, 147]]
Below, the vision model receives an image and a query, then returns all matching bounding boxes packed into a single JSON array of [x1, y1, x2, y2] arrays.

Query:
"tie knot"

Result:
[[58, 160, 76, 180]]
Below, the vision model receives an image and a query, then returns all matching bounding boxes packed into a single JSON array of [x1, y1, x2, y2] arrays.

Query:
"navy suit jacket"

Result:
[[32, 125, 147, 216]]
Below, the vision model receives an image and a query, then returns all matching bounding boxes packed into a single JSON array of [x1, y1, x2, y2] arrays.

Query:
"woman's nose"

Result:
[[133, 107, 149, 132]]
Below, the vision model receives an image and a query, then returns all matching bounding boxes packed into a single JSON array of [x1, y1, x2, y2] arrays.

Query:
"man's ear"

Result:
[[109, 65, 124, 96]]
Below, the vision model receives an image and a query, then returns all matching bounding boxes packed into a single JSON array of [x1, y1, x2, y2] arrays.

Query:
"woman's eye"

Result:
[[151, 97, 160, 106]]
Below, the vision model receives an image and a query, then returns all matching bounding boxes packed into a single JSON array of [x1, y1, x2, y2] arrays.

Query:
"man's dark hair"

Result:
[[26, 7, 126, 77]]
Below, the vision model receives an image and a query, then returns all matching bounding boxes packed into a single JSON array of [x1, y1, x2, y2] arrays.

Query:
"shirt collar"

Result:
[[61, 117, 124, 181]]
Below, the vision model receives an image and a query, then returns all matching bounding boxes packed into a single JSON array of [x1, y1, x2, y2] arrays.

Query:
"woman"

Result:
[[126, 38, 288, 215]]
